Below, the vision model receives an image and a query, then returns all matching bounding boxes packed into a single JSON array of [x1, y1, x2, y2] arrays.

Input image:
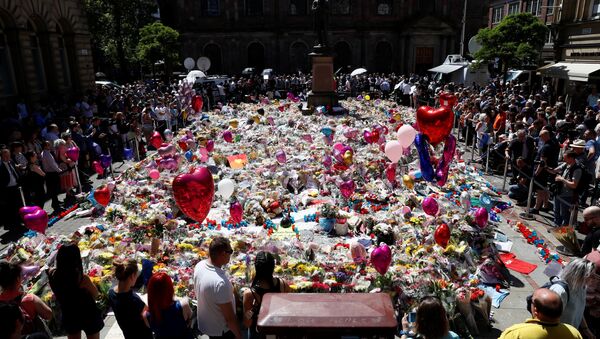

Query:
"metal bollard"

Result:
[[485, 139, 490, 173], [569, 202, 578, 227], [519, 175, 536, 220], [501, 156, 509, 193], [18, 186, 26, 206], [74, 164, 82, 193], [134, 138, 140, 161], [107, 148, 115, 179], [471, 135, 477, 162]]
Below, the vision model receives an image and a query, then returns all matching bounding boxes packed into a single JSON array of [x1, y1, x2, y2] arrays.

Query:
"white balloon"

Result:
[[217, 179, 235, 199]]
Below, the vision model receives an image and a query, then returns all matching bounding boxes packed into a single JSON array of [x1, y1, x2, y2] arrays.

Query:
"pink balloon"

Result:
[[92, 161, 104, 175], [397, 125, 417, 148], [350, 242, 367, 264], [371, 243, 392, 275], [422, 197, 439, 216], [66, 147, 80, 162], [384, 141, 403, 163], [435, 135, 457, 186], [475, 207, 489, 228], [23, 209, 48, 234], [229, 201, 243, 223], [206, 140, 215, 152], [157, 144, 176, 158], [19, 206, 42, 219], [199, 148, 209, 162], [223, 130, 233, 143], [149, 169, 160, 180], [338, 179, 355, 199]]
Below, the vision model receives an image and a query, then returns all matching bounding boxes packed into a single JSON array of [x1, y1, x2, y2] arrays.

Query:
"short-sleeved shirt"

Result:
[[556, 163, 582, 200], [193, 260, 235, 336], [550, 283, 587, 328], [108, 288, 153, 339], [499, 318, 582, 339]]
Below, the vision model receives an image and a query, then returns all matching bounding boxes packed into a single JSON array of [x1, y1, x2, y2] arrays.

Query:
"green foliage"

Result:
[[474, 13, 548, 72], [83, 0, 158, 76], [137, 22, 180, 69]]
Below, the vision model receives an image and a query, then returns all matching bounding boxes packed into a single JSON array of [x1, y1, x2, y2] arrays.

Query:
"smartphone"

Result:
[[408, 311, 416, 323]]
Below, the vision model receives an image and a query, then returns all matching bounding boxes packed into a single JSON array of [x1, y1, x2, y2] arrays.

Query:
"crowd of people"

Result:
[[1, 72, 600, 339]]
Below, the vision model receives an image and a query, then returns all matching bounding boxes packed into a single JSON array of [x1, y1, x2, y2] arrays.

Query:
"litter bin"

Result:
[[256, 293, 397, 338]]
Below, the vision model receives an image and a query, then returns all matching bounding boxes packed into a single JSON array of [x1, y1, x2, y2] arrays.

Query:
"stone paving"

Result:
[[0, 144, 586, 339]]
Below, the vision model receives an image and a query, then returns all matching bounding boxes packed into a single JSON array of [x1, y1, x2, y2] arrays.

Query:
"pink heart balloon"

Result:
[[23, 209, 48, 234], [338, 179, 355, 199], [422, 197, 439, 216], [371, 243, 392, 275], [172, 167, 214, 223], [19, 206, 42, 219], [474, 207, 489, 228], [66, 147, 80, 162], [229, 201, 243, 223]]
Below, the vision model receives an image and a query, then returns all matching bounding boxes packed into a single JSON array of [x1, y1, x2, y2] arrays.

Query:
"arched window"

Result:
[[201, 0, 220, 16], [56, 24, 71, 88], [333, 41, 352, 71], [247, 42, 265, 70], [0, 18, 16, 97], [290, 0, 308, 15], [289, 41, 309, 73], [245, 0, 263, 16], [331, 0, 351, 15], [376, 0, 392, 15], [375, 41, 393, 73], [27, 20, 46, 92], [203, 43, 222, 74]]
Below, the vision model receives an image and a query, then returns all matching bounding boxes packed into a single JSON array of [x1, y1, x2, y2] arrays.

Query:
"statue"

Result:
[[312, 0, 329, 49]]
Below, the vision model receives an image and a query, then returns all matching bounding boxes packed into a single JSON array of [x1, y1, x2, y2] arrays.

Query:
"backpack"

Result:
[[526, 276, 569, 313], [567, 161, 591, 197]]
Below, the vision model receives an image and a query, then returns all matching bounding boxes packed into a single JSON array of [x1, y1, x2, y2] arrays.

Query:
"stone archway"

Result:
[[203, 43, 222, 74], [0, 9, 18, 97], [333, 41, 352, 72], [247, 41, 265, 70], [374, 41, 393, 73], [289, 41, 309, 73]]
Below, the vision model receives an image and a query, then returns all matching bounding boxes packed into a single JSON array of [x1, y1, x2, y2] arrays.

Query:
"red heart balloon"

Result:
[[416, 106, 454, 146], [172, 167, 214, 223], [229, 201, 243, 223], [434, 223, 451, 248], [192, 95, 203, 112], [439, 92, 457, 108], [94, 186, 111, 207], [150, 132, 163, 149], [178, 140, 188, 151], [23, 209, 48, 234]]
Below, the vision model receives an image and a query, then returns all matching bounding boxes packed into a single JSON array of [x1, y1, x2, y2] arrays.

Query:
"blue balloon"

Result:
[[414, 133, 435, 182], [185, 150, 193, 161], [413, 171, 422, 179]]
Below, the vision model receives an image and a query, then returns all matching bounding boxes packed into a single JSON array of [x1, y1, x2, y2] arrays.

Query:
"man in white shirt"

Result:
[[194, 236, 242, 339], [41, 140, 62, 211]]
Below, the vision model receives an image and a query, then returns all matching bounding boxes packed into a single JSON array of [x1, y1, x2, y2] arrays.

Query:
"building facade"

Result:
[[0, 0, 94, 109], [158, 0, 488, 75], [560, 0, 600, 63]]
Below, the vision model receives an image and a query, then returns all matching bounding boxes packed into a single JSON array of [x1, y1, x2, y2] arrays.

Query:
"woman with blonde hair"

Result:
[[550, 258, 596, 338]]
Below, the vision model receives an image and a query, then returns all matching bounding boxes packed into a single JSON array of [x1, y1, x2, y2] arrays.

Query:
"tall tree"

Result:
[[84, 0, 158, 80], [137, 22, 180, 80], [474, 13, 548, 82]]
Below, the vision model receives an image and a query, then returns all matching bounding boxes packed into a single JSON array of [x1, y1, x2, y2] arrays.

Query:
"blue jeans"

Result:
[[554, 196, 572, 227]]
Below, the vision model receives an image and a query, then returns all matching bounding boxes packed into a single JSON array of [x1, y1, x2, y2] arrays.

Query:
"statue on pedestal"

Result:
[[312, 0, 329, 50]]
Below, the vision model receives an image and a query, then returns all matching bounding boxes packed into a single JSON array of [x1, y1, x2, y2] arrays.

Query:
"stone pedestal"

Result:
[[307, 52, 338, 111]]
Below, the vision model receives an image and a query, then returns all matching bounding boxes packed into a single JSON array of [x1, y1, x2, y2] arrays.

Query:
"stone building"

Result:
[[0, 0, 94, 109], [158, 0, 488, 75]]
